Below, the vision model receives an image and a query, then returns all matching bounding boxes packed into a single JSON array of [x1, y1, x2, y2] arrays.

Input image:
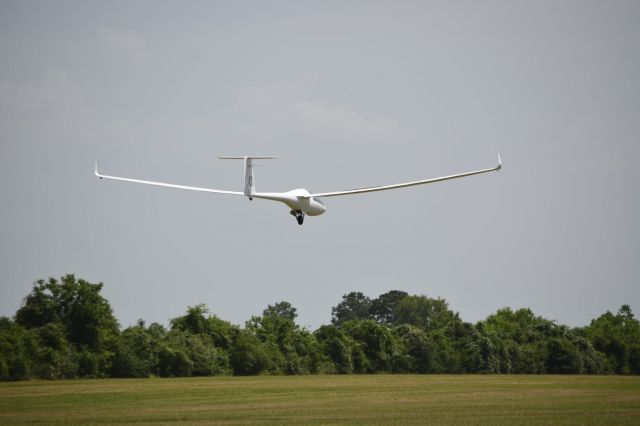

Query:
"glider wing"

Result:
[[309, 155, 502, 198], [94, 163, 243, 195]]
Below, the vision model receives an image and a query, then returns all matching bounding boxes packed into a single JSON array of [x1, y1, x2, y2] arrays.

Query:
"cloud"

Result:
[[96, 25, 146, 51], [229, 82, 401, 143], [293, 101, 399, 140], [0, 70, 85, 121]]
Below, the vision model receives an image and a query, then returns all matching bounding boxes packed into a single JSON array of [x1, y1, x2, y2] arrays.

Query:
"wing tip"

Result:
[[496, 153, 502, 171], [94, 162, 103, 179]]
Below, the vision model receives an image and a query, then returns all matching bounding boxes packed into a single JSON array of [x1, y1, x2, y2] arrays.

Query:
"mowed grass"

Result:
[[1, 375, 639, 425]]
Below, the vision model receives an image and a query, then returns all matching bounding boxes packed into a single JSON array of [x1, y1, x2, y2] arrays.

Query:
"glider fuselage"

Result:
[[253, 189, 326, 216]]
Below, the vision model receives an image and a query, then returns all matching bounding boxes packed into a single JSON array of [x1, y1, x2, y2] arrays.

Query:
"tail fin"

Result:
[[218, 156, 277, 197]]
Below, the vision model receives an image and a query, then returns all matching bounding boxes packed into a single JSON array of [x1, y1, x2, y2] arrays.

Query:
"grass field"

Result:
[[1, 375, 639, 425]]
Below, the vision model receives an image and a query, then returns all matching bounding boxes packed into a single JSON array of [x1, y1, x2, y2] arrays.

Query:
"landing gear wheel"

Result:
[[290, 210, 305, 225]]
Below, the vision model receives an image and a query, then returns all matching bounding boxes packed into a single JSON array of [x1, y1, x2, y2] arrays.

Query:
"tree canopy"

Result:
[[1, 275, 638, 380]]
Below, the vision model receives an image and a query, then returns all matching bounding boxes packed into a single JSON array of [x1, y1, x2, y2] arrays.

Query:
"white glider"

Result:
[[95, 155, 501, 225]]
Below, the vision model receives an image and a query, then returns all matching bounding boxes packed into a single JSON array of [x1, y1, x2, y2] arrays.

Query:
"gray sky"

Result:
[[1, 1, 639, 330]]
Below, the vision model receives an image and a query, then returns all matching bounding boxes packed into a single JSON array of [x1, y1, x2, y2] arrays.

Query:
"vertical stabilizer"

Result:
[[217, 155, 278, 198], [244, 157, 254, 196]]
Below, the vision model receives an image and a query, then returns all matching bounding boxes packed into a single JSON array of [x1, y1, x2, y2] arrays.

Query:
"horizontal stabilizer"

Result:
[[218, 156, 278, 160]]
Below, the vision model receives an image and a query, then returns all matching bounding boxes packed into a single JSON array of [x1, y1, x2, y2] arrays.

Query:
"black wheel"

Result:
[[297, 215, 304, 225]]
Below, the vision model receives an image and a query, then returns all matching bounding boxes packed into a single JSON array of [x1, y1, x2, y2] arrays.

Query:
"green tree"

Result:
[[229, 330, 271, 375], [164, 306, 234, 377], [478, 308, 608, 374], [393, 324, 435, 373], [112, 320, 166, 378], [546, 337, 581, 374], [16, 275, 119, 353], [448, 321, 501, 374], [342, 320, 400, 373], [370, 290, 408, 325], [583, 305, 640, 374], [393, 295, 459, 332], [314, 325, 354, 374], [263, 302, 297, 322], [32, 322, 78, 379], [246, 301, 322, 374], [0, 318, 38, 380], [182, 332, 229, 376], [170, 304, 210, 335], [170, 304, 238, 351], [157, 338, 193, 377], [331, 292, 373, 325], [479, 308, 550, 373], [14, 275, 120, 378]]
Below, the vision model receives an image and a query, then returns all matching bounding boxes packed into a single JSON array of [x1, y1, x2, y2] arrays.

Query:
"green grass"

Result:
[[1, 375, 639, 425]]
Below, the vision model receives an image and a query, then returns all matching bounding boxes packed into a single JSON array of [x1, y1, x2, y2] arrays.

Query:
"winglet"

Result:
[[95, 162, 102, 179], [496, 153, 502, 171]]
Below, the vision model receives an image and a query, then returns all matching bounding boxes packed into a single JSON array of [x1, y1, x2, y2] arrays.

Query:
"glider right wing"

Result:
[[309, 154, 502, 198]]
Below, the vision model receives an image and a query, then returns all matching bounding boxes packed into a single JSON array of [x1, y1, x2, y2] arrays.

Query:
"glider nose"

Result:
[[305, 197, 326, 216], [315, 197, 327, 215]]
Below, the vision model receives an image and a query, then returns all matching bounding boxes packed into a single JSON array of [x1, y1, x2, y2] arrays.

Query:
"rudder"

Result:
[[244, 157, 254, 197], [218, 155, 277, 197]]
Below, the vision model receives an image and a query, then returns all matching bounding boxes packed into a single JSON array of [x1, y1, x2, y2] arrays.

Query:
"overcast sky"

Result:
[[1, 1, 639, 330]]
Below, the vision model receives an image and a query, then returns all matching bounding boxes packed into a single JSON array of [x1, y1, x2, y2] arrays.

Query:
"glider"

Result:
[[95, 154, 501, 225]]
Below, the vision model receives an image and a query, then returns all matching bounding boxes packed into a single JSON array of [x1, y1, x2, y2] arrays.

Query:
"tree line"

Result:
[[1, 275, 638, 380]]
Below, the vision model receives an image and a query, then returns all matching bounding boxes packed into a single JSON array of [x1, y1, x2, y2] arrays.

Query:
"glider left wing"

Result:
[[309, 154, 501, 198]]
